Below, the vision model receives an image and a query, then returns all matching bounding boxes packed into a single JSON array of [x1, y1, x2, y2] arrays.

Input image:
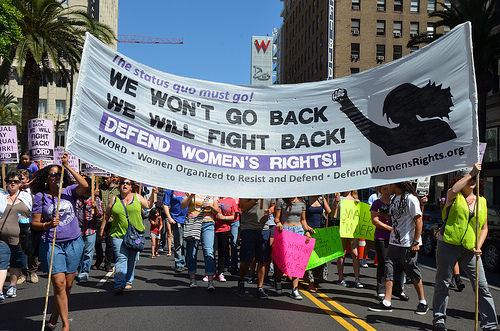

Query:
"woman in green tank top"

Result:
[[100, 178, 157, 294]]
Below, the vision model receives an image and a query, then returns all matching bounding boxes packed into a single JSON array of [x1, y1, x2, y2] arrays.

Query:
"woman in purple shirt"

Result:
[[31, 153, 89, 331]]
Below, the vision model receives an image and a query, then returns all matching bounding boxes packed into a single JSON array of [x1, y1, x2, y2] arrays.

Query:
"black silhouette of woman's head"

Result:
[[382, 81, 453, 124]]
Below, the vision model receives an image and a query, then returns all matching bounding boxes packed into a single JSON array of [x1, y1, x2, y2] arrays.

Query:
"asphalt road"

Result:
[[1, 246, 499, 331]]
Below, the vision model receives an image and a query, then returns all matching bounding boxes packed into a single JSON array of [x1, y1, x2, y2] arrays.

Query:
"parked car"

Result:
[[420, 206, 500, 272]]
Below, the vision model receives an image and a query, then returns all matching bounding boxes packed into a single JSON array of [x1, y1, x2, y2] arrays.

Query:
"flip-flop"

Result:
[[151, 255, 156, 259]]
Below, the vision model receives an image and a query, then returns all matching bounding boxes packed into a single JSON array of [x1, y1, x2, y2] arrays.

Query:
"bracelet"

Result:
[[275, 220, 281, 225], [43, 222, 47, 230]]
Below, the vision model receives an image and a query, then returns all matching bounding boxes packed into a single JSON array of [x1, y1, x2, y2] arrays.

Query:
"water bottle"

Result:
[[18, 213, 30, 224]]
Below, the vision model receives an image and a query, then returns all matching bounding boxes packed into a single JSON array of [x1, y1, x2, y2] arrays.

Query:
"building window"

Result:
[[56, 131, 66, 148], [377, 21, 386, 36], [351, 43, 360, 61], [40, 74, 48, 87], [376, 45, 385, 63], [443, 25, 450, 34], [56, 100, 66, 115], [485, 127, 498, 162], [38, 99, 47, 115], [410, 46, 419, 53], [352, 0, 360, 10], [427, 0, 436, 12], [427, 23, 435, 36], [410, 0, 419, 12], [410, 22, 419, 37], [350, 68, 360, 75], [394, 0, 402, 12], [377, 0, 386, 12], [444, 0, 451, 10], [351, 19, 360, 36], [393, 45, 403, 60], [393, 21, 402, 37], [56, 73, 68, 88]]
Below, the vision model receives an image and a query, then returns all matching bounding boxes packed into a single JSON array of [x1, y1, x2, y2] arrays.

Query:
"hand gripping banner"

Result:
[[67, 22, 478, 198]]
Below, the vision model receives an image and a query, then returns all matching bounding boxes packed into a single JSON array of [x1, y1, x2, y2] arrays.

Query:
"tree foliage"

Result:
[[0, 0, 23, 60]]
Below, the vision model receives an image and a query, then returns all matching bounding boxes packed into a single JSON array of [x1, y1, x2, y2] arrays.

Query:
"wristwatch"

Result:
[[412, 241, 419, 246]]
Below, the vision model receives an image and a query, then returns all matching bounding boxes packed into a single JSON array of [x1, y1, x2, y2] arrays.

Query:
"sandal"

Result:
[[125, 284, 133, 290], [151, 255, 156, 259], [308, 283, 317, 293], [167, 252, 172, 256]]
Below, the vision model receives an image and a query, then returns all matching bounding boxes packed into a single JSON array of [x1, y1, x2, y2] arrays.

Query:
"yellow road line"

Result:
[[314, 289, 377, 331], [301, 289, 359, 331]]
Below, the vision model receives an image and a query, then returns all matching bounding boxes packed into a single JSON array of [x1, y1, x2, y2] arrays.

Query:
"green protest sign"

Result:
[[338, 200, 375, 240], [306, 226, 344, 270]]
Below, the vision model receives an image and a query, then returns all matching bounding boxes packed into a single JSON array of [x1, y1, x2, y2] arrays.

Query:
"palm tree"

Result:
[[0, 89, 21, 125], [407, 0, 500, 142], [0, 0, 115, 151]]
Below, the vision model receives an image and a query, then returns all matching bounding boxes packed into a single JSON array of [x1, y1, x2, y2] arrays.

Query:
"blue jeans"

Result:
[[433, 240, 498, 329], [186, 222, 215, 276], [225, 220, 239, 269], [172, 223, 185, 268], [111, 237, 138, 289], [78, 233, 96, 280]]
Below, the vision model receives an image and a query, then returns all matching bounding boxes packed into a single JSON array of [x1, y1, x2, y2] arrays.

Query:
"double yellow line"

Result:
[[300, 286, 377, 331]]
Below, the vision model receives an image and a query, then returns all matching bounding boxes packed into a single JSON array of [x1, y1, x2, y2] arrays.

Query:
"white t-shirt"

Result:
[[389, 193, 421, 247]]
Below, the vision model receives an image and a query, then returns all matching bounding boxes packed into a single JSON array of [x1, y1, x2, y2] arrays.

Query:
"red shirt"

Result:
[[215, 197, 239, 233]]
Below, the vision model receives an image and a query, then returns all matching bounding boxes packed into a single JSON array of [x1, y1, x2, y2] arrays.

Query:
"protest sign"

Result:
[[28, 119, 54, 162], [80, 162, 109, 176], [272, 229, 316, 278], [67, 23, 478, 197], [338, 200, 375, 240], [306, 226, 344, 270], [54, 148, 80, 171], [0, 126, 18, 164], [416, 177, 431, 196]]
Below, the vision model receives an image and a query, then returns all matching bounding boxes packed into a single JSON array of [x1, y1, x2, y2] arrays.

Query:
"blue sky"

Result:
[[117, 1, 284, 85]]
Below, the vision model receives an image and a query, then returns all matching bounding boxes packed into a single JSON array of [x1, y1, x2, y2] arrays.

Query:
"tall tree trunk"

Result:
[[21, 55, 41, 153]]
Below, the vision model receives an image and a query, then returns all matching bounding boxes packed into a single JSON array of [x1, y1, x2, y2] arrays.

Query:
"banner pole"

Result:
[[91, 173, 95, 215], [41, 165, 65, 331], [474, 173, 480, 331], [1, 164, 5, 192]]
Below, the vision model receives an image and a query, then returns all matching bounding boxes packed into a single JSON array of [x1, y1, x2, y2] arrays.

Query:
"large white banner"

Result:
[[67, 23, 478, 198]]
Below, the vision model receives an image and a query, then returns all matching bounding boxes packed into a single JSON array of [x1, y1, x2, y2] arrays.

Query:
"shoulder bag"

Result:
[[184, 195, 211, 242], [120, 195, 146, 252]]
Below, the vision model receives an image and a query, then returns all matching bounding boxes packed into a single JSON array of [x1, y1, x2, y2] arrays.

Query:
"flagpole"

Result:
[[474, 173, 480, 331]]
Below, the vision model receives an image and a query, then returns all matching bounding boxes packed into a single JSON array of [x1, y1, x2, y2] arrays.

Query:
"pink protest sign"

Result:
[[0, 126, 18, 164], [80, 162, 109, 176], [28, 118, 54, 162], [54, 148, 79, 171], [271, 229, 316, 278]]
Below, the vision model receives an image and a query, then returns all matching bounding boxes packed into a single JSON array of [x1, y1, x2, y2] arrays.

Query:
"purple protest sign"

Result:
[[28, 119, 54, 162], [271, 229, 316, 278], [0, 126, 19, 164], [54, 148, 80, 172]]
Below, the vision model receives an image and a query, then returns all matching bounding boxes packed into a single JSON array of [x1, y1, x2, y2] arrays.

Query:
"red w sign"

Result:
[[255, 40, 271, 52]]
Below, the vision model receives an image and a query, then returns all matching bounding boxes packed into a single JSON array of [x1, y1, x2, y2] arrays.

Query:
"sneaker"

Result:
[[338, 279, 347, 287], [0, 291, 4, 301], [270, 262, 274, 273], [290, 287, 303, 300], [175, 266, 184, 273], [207, 280, 215, 292], [360, 259, 369, 268], [189, 278, 198, 288], [355, 280, 364, 288], [218, 273, 227, 282], [247, 274, 257, 284], [415, 303, 429, 315], [432, 323, 448, 331], [203, 276, 209, 282], [368, 301, 393, 312], [394, 292, 410, 301], [16, 274, 26, 285], [256, 287, 269, 299], [158, 247, 164, 252], [377, 293, 385, 300], [237, 281, 245, 297], [6, 286, 16, 298], [274, 281, 283, 295], [263, 276, 274, 287]]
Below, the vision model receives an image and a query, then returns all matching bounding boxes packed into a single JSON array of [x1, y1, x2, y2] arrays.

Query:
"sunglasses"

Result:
[[49, 172, 61, 178], [120, 181, 132, 186], [7, 179, 21, 184]]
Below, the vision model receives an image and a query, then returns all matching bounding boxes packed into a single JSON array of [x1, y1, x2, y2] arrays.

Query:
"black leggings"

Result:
[[214, 231, 231, 275]]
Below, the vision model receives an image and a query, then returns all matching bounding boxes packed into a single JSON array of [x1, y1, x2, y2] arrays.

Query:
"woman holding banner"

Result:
[[331, 191, 363, 288], [432, 164, 499, 331], [31, 153, 89, 331], [274, 197, 312, 300], [0, 172, 32, 300], [304, 195, 331, 292], [100, 178, 157, 295]]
